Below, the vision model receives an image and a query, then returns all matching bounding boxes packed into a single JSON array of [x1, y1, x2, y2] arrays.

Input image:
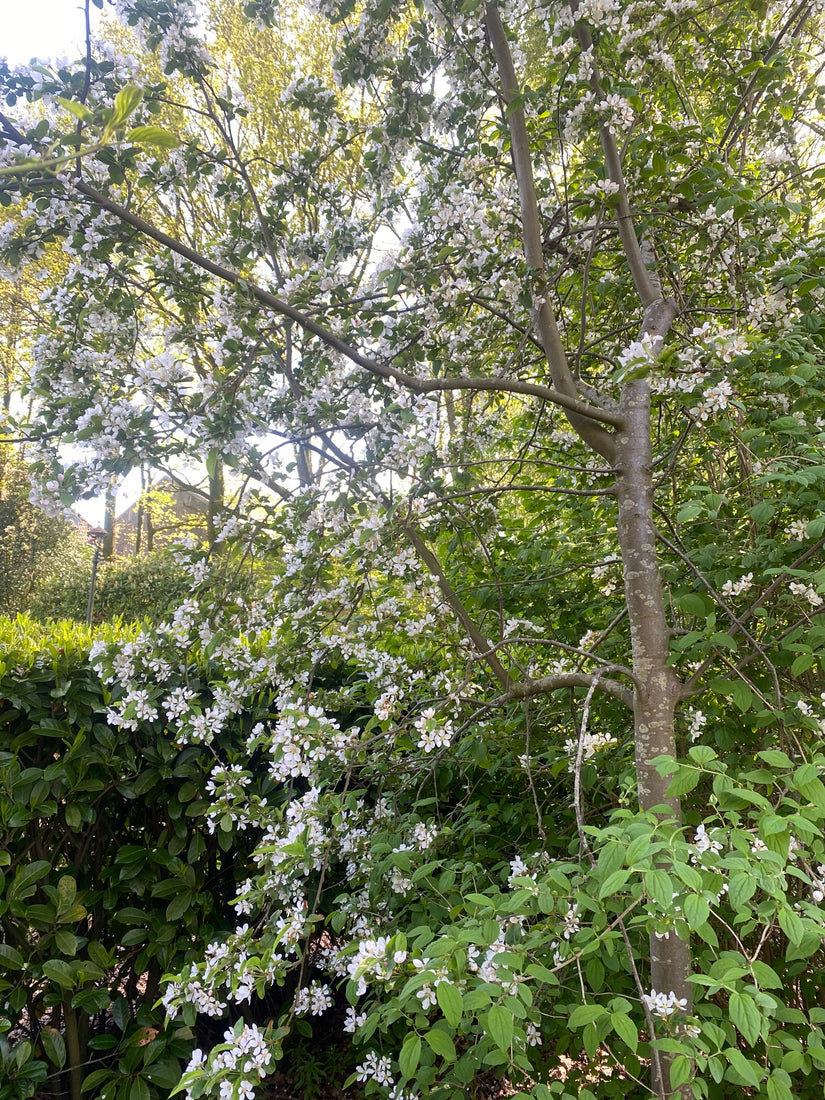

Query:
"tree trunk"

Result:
[[207, 457, 224, 549], [102, 481, 116, 559], [615, 378, 691, 1099], [134, 464, 147, 557]]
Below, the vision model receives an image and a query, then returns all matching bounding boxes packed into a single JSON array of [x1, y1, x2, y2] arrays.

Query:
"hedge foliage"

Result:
[[0, 618, 274, 1100], [28, 553, 193, 625]]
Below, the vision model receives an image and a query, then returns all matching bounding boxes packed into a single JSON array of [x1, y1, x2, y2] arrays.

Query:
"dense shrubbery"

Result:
[[5, 602, 825, 1100], [0, 449, 83, 617], [28, 553, 193, 625], [0, 618, 284, 1100]]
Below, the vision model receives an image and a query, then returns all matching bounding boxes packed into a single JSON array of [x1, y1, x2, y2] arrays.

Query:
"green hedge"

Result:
[[0, 618, 268, 1100], [27, 553, 192, 625]]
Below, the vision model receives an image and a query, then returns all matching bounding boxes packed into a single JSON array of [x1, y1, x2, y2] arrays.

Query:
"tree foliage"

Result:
[[2, 1, 825, 1099], [0, 446, 82, 616]]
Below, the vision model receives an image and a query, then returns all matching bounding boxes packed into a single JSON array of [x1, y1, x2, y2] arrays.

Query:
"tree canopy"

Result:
[[3, 1, 825, 1099]]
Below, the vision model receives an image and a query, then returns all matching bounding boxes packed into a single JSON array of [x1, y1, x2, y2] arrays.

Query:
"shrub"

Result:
[[0, 448, 83, 617], [0, 618, 275, 1100], [28, 552, 192, 624]]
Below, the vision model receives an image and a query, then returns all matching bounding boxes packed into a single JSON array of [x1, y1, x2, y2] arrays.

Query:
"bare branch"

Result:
[[510, 670, 634, 709], [485, 4, 617, 461], [522, 701, 548, 849], [402, 524, 515, 691], [569, 3, 681, 353], [573, 671, 605, 860]]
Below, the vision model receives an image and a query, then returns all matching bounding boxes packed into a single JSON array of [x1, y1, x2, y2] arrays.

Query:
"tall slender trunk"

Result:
[[615, 379, 690, 1098], [102, 482, 116, 559], [134, 464, 147, 557], [484, 8, 691, 1093], [207, 458, 224, 549]]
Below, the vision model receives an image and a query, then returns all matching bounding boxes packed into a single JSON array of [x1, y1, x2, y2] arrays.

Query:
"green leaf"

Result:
[[81, 1069, 116, 1093], [670, 1054, 692, 1089], [14, 1040, 32, 1069], [57, 874, 77, 909], [145, 1058, 186, 1089], [57, 97, 93, 121], [568, 1004, 607, 1028], [41, 1028, 66, 1068], [727, 872, 756, 910], [54, 929, 78, 956], [726, 1047, 763, 1088], [749, 501, 775, 524], [9, 860, 51, 900], [42, 959, 76, 989], [665, 767, 700, 797], [677, 593, 708, 616], [676, 502, 705, 522], [688, 745, 717, 766], [0, 943, 24, 970], [645, 869, 674, 909], [750, 960, 782, 989], [625, 833, 656, 865], [760, 814, 788, 836], [777, 905, 805, 945], [792, 653, 815, 677], [130, 1079, 151, 1100], [399, 1033, 421, 1080], [112, 85, 143, 126], [610, 1010, 638, 1051], [165, 891, 192, 921], [387, 268, 404, 296], [111, 997, 130, 1031], [486, 1004, 514, 1052], [598, 869, 632, 899], [424, 1028, 456, 1063], [730, 682, 753, 712], [767, 1068, 794, 1100], [729, 991, 762, 1046], [125, 125, 180, 148], [794, 772, 825, 810], [436, 982, 463, 1028], [673, 861, 702, 891], [683, 894, 710, 930], [463, 988, 493, 1010]]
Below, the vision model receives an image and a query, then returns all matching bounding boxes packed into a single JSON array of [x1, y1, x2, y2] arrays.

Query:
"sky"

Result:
[[3, 0, 101, 66]]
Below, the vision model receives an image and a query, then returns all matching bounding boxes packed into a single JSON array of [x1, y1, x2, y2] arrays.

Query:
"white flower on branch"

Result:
[[789, 581, 823, 608], [643, 989, 688, 1019], [691, 380, 735, 422], [686, 709, 707, 742], [293, 981, 333, 1016], [414, 708, 453, 752], [692, 824, 723, 860], [721, 572, 753, 598], [564, 729, 617, 765]]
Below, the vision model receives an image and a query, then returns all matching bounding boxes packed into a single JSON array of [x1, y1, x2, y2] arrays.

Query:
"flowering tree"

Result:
[[3, 1, 825, 1099]]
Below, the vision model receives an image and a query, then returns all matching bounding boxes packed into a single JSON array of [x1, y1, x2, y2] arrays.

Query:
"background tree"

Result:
[[0, 444, 83, 615]]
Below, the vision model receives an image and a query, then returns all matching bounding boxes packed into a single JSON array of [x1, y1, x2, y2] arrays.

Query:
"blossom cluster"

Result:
[[643, 989, 688, 1020]]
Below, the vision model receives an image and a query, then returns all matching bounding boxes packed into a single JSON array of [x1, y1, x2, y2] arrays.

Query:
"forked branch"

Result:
[[485, 5, 617, 462]]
